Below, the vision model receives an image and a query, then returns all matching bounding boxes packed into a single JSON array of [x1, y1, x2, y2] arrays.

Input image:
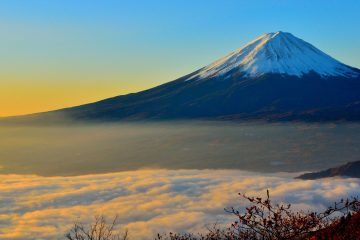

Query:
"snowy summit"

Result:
[[189, 31, 358, 79]]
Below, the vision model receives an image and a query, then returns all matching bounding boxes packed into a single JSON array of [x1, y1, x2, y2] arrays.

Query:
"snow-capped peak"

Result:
[[188, 31, 358, 80]]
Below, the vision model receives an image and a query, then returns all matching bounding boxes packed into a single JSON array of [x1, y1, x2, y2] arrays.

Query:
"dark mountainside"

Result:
[[2, 31, 360, 124], [296, 160, 360, 179]]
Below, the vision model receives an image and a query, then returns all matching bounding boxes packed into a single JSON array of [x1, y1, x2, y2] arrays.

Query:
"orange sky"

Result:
[[0, 77, 162, 117]]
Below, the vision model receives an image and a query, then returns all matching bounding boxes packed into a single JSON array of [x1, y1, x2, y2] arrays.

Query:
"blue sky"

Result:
[[1, 0, 360, 115]]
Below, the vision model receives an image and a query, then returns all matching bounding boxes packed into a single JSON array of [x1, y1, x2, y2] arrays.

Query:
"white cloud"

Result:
[[0, 170, 359, 239]]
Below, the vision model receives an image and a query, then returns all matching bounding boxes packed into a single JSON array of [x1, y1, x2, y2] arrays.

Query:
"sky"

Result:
[[1, 0, 360, 116]]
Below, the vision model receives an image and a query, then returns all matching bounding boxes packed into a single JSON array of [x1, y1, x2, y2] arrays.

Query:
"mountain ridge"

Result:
[[296, 160, 360, 179]]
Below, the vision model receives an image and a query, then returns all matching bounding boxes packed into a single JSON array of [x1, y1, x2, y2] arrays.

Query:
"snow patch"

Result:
[[188, 31, 358, 80]]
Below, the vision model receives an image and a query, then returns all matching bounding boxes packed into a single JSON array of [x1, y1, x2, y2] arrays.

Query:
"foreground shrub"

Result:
[[66, 191, 359, 240], [157, 190, 359, 240], [311, 211, 360, 240], [65, 215, 128, 240]]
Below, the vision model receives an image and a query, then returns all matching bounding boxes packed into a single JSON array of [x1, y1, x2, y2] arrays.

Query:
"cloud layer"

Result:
[[0, 170, 359, 239]]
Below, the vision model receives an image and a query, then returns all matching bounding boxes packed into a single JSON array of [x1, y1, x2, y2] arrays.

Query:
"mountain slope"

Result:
[[4, 31, 360, 123], [296, 161, 360, 179]]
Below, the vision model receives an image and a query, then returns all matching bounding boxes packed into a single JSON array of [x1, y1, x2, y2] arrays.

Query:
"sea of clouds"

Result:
[[0, 169, 359, 240]]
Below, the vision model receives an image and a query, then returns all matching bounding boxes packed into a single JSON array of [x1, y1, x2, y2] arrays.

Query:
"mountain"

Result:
[[187, 31, 358, 79], [5, 31, 360, 123], [296, 161, 360, 179]]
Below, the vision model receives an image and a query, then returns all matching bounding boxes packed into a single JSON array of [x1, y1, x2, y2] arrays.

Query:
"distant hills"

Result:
[[3, 31, 360, 123], [296, 161, 360, 179]]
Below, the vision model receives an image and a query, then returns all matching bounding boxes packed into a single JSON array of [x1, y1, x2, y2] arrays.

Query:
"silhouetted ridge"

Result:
[[296, 161, 360, 179]]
